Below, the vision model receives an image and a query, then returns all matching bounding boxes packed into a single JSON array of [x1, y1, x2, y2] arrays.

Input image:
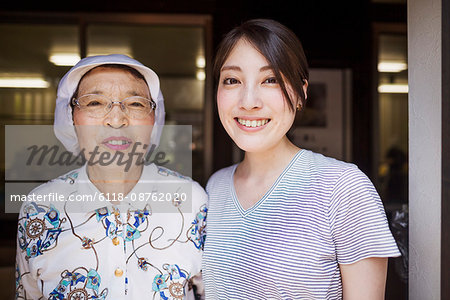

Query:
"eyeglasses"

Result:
[[72, 94, 156, 119]]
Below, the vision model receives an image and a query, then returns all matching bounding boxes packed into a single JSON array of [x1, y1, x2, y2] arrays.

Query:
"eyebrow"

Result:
[[260, 66, 273, 72], [83, 90, 143, 97], [221, 65, 241, 72], [128, 91, 141, 96], [85, 90, 103, 95], [221, 65, 273, 72]]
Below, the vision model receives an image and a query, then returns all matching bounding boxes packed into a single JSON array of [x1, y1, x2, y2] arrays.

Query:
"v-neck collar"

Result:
[[230, 149, 304, 217]]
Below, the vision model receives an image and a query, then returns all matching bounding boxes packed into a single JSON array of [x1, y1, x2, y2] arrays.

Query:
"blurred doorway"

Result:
[[373, 23, 408, 299]]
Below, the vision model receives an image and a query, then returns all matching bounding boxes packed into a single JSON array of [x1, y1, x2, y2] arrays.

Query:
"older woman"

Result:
[[15, 54, 207, 299]]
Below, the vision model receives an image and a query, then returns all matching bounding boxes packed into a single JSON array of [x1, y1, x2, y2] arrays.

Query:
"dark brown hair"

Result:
[[214, 19, 309, 111]]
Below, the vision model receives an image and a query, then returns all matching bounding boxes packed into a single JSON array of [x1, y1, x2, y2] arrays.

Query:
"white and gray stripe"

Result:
[[202, 149, 400, 299]]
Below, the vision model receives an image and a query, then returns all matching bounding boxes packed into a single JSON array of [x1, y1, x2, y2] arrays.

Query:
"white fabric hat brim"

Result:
[[53, 54, 165, 154]]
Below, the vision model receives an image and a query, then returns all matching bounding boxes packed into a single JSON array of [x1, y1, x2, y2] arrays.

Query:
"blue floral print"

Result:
[[17, 203, 63, 259], [48, 268, 107, 300], [189, 205, 207, 250], [152, 264, 189, 300]]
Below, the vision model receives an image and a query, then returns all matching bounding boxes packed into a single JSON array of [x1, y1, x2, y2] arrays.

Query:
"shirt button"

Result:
[[115, 268, 123, 277], [112, 237, 120, 246]]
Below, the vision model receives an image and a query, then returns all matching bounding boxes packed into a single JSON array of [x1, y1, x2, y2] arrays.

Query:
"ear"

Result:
[[302, 79, 308, 101]]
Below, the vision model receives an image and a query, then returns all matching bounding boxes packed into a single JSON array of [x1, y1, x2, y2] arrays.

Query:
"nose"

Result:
[[103, 103, 129, 128], [239, 84, 262, 110]]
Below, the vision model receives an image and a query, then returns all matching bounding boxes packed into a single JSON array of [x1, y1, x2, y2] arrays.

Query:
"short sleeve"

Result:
[[328, 167, 401, 264]]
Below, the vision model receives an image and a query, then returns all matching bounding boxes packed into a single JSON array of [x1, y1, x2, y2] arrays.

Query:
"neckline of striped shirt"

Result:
[[230, 149, 305, 217]]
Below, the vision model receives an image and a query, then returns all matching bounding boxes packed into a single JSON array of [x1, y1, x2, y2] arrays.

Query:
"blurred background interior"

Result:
[[0, 0, 409, 298]]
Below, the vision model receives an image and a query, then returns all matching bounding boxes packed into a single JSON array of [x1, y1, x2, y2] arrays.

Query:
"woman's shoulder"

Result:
[[29, 167, 84, 196], [17, 167, 84, 217], [151, 164, 203, 186], [291, 150, 373, 195], [299, 151, 378, 202], [207, 165, 236, 183], [153, 164, 192, 181], [299, 149, 359, 176], [205, 164, 236, 194], [149, 165, 207, 203]]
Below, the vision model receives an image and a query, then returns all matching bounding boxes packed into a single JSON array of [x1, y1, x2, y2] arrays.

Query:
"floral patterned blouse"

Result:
[[15, 163, 207, 300]]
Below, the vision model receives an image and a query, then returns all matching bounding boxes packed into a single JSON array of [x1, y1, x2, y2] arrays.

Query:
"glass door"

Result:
[[373, 24, 408, 300]]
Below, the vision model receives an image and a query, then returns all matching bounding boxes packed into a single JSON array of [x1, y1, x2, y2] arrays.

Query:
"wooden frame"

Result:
[[290, 68, 352, 161], [442, 0, 450, 295]]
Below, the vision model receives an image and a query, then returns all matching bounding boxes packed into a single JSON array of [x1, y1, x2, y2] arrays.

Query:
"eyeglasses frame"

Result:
[[71, 93, 157, 119]]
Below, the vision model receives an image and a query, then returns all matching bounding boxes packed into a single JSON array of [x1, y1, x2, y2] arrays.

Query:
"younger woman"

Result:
[[203, 19, 400, 299]]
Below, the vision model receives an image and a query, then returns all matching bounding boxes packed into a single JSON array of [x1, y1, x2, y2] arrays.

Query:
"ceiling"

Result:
[[0, 23, 205, 80]]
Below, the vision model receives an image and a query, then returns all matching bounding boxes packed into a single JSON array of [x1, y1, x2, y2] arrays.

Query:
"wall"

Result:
[[408, 0, 442, 298]]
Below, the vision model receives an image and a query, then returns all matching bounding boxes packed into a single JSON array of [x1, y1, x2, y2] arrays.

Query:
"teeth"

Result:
[[237, 118, 269, 128], [108, 140, 130, 145]]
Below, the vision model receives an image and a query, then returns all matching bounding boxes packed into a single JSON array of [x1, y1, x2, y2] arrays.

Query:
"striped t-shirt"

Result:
[[202, 149, 400, 299]]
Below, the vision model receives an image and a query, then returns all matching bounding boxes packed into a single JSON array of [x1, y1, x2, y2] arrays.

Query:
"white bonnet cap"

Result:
[[53, 54, 165, 154]]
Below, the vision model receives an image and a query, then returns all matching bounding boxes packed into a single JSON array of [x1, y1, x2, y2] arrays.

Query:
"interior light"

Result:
[[0, 77, 50, 88], [196, 70, 206, 81], [378, 84, 409, 93], [49, 53, 81, 66], [378, 62, 408, 73], [196, 57, 206, 68]]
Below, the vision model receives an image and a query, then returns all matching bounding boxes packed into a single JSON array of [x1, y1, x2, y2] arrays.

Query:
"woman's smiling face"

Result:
[[217, 39, 297, 153], [73, 66, 154, 158]]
